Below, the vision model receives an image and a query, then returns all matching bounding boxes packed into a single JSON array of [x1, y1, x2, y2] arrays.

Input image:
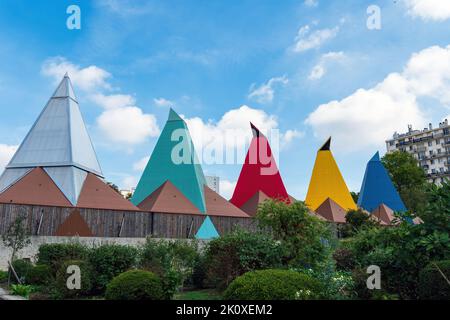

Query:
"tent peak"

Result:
[[319, 137, 331, 151]]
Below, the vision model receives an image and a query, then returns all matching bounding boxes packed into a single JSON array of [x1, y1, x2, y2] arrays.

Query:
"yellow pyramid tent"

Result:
[[305, 137, 357, 211]]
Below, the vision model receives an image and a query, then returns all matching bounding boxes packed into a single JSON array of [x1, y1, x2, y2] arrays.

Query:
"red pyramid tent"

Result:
[[230, 123, 290, 209]]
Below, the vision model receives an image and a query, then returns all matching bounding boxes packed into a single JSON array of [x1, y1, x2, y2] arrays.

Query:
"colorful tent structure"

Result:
[[132, 109, 249, 239], [0, 74, 139, 215], [357, 152, 406, 213], [305, 138, 357, 211], [230, 123, 290, 216]]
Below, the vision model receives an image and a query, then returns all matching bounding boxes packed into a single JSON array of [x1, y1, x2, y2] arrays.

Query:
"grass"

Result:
[[174, 289, 222, 300]]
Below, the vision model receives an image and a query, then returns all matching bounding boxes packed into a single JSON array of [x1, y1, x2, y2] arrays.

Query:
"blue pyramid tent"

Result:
[[357, 152, 406, 212], [195, 216, 219, 240]]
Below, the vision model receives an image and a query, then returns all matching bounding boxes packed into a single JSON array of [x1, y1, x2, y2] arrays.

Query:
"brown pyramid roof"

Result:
[[315, 197, 347, 223], [371, 203, 397, 225], [55, 210, 93, 237], [204, 186, 249, 218], [76, 173, 139, 211], [138, 180, 202, 215], [239, 190, 270, 216], [0, 167, 73, 207]]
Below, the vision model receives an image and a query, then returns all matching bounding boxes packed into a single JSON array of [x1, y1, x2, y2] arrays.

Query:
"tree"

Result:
[[381, 151, 428, 213], [256, 200, 332, 269], [341, 209, 378, 237], [2, 212, 31, 263], [350, 192, 359, 204]]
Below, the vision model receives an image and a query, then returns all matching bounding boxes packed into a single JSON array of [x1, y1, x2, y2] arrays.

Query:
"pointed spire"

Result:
[[370, 151, 380, 162], [168, 108, 183, 122], [319, 137, 331, 151], [250, 122, 264, 138], [52, 73, 77, 101]]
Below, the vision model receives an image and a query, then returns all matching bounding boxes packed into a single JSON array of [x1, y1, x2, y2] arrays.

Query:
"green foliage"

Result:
[[418, 260, 450, 300], [224, 269, 321, 300], [381, 151, 428, 213], [55, 260, 93, 299], [333, 247, 356, 271], [204, 229, 284, 290], [256, 200, 332, 268], [27, 264, 53, 286], [105, 270, 164, 300], [37, 243, 89, 273], [88, 244, 138, 293], [139, 239, 200, 298], [2, 212, 31, 262], [342, 209, 378, 237], [0, 270, 8, 283], [419, 180, 450, 232], [11, 259, 33, 283], [10, 284, 33, 299], [302, 265, 355, 300]]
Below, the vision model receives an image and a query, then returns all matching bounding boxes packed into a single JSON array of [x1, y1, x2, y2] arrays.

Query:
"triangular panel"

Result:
[[305, 138, 357, 211], [357, 152, 406, 212], [195, 216, 219, 239], [55, 210, 93, 237], [44, 167, 88, 206], [0, 168, 32, 193], [230, 123, 290, 209], [132, 109, 207, 213], [204, 186, 249, 218], [315, 198, 347, 223]]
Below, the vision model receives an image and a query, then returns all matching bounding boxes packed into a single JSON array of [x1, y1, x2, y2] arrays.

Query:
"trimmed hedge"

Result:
[[55, 260, 93, 299], [224, 269, 322, 300], [105, 270, 164, 300], [11, 259, 33, 283], [419, 260, 450, 300], [37, 243, 89, 273]]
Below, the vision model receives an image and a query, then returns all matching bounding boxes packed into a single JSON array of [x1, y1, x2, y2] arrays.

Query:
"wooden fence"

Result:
[[0, 204, 257, 239]]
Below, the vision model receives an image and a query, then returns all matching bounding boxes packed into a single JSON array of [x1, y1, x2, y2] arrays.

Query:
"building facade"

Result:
[[386, 119, 450, 184]]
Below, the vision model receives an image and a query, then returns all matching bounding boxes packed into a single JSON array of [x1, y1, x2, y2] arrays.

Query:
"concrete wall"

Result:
[[0, 236, 207, 271]]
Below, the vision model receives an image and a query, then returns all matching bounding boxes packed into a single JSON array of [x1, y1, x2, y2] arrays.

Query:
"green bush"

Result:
[[89, 244, 138, 293], [224, 269, 321, 300], [11, 259, 33, 283], [0, 270, 8, 283], [139, 239, 200, 298], [419, 260, 450, 300], [27, 264, 53, 286], [302, 265, 355, 300], [55, 260, 93, 299], [105, 270, 164, 300], [37, 243, 89, 273], [10, 284, 33, 299], [333, 248, 356, 271], [204, 230, 284, 290]]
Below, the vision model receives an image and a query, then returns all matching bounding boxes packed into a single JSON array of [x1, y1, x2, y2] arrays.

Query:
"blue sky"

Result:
[[1, 0, 450, 199]]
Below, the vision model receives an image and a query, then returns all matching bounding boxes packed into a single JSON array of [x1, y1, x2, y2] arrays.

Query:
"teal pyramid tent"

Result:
[[132, 109, 207, 212], [196, 216, 219, 240], [357, 152, 406, 212]]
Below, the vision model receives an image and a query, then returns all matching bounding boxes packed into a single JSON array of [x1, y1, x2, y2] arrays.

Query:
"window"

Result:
[[438, 148, 441, 154], [430, 159, 435, 165], [428, 141, 432, 147]]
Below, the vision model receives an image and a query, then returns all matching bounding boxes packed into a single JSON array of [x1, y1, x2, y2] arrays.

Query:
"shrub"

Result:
[[333, 248, 356, 271], [105, 270, 164, 300], [224, 269, 321, 300], [0, 270, 8, 283], [419, 260, 450, 300], [10, 284, 33, 299], [204, 230, 284, 290], [256, 200, 333, 269], [27, 264, 53, 286], [37, 243, 89, 273], [89, 244, 138, 293], [139, 239, 200, 298], [55, 260, 93, 299], [11, 259, 33, 283]]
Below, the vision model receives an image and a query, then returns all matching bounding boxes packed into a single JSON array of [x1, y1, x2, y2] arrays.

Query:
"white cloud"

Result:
[[293, 25, 339, 53], [133, 156, 150, 172], [306, 45, 450, 152], [41, 57, 111, 92], [153, 97, 174, 107], [304, 0, 318, 7], [404, 0, 450, 21], [121, 175, 139, 190], [42, 57, 160, 147], [0, 144, 18, 172], [219, 179, 236, 200], [183, 105, 302, 165], [309, 51, 346, 80], [97, 107, 160, 145], [248, 76, 289, 104]]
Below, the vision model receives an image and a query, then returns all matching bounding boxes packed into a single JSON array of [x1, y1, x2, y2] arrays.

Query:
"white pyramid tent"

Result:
[[0, 74, 103, 205]]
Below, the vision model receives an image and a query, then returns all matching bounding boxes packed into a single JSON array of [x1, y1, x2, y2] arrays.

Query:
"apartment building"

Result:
[[386, 119, 450, 184]]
